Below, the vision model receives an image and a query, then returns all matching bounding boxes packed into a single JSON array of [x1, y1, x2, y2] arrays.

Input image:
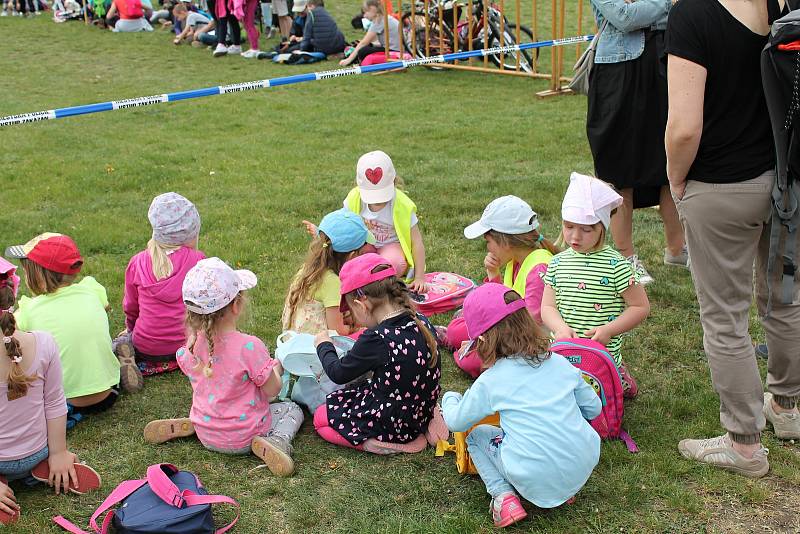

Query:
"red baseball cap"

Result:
[[339, 253, 397, 311], [5, 233, 84, 275]]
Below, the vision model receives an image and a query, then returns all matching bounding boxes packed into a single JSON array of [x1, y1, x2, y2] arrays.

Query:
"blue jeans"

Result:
[[0, 446, 48, 485], [466, 425, 514, 498]]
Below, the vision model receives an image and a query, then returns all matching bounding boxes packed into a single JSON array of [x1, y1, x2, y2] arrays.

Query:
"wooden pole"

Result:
[[499, 0, 505, 69], [384, 1, 391, 60], [425, 0, 430, 56], [482, 0, 488, 67], [468, 0, 474, 65], [576, 0, 583, 61], [437, 1, 444, 55], [549, 0, 557, 92], [532, 0, 538, 72], [557, 0, 565, 87]]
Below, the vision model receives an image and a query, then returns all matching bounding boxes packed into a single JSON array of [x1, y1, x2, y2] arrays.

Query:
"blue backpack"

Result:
[[53, 464, 239, 534]]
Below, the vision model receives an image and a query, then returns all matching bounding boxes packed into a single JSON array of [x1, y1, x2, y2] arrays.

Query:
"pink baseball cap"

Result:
[[339, 253, 397, 311], [0, 258, 20, 299], [356, 150, 397, 204], [463, 283, 527, 339]]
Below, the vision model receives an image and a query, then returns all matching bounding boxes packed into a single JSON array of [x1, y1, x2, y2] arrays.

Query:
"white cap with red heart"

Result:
[[356, 150, 397, 204]]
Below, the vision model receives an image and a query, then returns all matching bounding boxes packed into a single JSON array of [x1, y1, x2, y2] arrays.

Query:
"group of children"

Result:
[[0, 150, 652, 528]]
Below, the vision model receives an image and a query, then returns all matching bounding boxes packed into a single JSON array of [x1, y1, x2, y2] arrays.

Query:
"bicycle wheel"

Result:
[[487, 21, 534, 73], [402, 11, 456, 60]]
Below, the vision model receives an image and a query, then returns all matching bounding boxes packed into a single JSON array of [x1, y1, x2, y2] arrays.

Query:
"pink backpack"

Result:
[[53, 463, 239, 534], [550, 338, 638, 453], [410, 272, 476, 316]]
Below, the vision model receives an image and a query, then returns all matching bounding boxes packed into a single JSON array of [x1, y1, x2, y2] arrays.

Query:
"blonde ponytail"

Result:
[[147, 238, 181, 280]]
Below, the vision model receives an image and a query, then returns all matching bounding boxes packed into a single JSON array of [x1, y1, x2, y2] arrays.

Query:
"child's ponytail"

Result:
[[147, 238, 181, 280], [0, 285, 33, 400], [485, 229, 561, 257]]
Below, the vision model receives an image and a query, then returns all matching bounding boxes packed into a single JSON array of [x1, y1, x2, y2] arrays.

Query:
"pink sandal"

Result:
[[30, 461, 102, 495]]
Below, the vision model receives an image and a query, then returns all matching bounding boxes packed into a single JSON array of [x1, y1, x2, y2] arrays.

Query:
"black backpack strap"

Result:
[[769, 0, 783, 24]]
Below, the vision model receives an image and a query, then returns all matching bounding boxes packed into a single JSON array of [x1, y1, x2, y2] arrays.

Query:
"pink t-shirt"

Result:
[[176, 331, 278, 451], [0, 331, 67, 461]]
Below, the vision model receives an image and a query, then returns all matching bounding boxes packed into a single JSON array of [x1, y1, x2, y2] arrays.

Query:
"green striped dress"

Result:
[[543, 246, 639, 366]]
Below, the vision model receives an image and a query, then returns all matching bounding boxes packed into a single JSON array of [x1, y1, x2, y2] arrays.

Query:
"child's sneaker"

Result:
[[227, 44, 242, 55], [241, 48, 260, 58], [678, 434, 769, 478], [627, 254, 654, 285], [114, 338, 144, 393], [424, 405, 449, 446], [213, 44, 228, 56], [362, 434, 427, 455], [251, 436, 295, 477], [763, 392, 800, 439], [433, 325, 451, 349], [491, 492, 527, 528], [31, 461, 102, 495], [143, 418, 195, 444], [618, 364, 638, 399]]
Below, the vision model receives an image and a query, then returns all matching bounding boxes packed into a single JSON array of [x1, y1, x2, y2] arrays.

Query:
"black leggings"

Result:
[[70, 387, 119, 415], [356, 45, 394, 63], [217, 15, 241, 46]]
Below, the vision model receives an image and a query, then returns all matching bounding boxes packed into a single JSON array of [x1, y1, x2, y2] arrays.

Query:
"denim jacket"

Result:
[[591, 0, 671, 63]]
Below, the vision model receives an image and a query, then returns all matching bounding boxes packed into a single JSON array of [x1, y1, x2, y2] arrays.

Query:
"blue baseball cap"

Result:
[[318, 209, 375, 253]]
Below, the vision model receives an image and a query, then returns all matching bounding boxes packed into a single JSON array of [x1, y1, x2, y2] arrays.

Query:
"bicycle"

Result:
[[401, 0, 537, 73]]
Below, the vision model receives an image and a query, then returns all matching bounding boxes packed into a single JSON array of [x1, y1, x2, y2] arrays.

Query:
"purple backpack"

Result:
[[550, 338, 638, 453]]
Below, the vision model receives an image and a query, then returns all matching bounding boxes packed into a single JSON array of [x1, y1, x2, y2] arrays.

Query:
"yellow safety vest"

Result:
[[345, 187, 417, 276], [503, 249, 553, 297]]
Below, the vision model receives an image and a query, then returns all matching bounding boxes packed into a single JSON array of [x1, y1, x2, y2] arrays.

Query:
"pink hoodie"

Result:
[[123, 247, 205, 357]]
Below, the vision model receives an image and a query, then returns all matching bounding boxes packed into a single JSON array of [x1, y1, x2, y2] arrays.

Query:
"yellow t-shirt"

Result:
[[313, 270, 341, 308], [14, 277, 121, 399], [282, 270, 342, 334]]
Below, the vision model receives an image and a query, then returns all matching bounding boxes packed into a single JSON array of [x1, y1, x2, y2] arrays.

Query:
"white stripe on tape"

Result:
[[0, 110, 55, 126], [315, 67, 361, 80], [219, 80, 270, 94], [111, 94, 169, 110], [405, 55, 445, 66], [482, 44, 520, 56]]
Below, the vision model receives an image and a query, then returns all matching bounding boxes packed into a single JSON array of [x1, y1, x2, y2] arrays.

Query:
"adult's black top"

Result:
[[664, 0, 785, 184]]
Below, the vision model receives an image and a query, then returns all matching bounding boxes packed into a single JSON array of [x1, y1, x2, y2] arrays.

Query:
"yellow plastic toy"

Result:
[[435, 413, 500, 474]]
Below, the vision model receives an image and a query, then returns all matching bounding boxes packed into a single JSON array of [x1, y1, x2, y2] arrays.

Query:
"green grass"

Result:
[[2, 10, 799, 534]]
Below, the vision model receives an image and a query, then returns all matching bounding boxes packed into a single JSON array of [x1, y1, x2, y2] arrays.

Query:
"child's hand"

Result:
[[48, 451, 78, 495], [408, 277, 427, 294], [301, 220, 318, 237], [342, 310, 355, 327], [173, 37, 181, 45], [585, 326, 611, 346], [314, 331, 333, 348], [0, 481, 18, 517], [484, 252, 501, 280], [339, 56, 354, 67], [553, 327, 577, 340]]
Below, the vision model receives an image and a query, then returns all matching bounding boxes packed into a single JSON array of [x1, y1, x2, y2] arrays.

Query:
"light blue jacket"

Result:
[[591, 0, 671, 63], [441, 355, 602, 508]]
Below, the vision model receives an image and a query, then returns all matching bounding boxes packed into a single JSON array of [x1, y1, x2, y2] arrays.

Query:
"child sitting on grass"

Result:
[[285, 208, 373, 335], [115, 193, 205, 388], [6, 233, 121, 419], [312, 253, 447, 454], [442, 283, 602, 528], [541, 173, 650, 398], [171, 2, 210, 44], [143, 258, 303, 477], [445, 195, 559, 378], [0, 261, 101, 526]]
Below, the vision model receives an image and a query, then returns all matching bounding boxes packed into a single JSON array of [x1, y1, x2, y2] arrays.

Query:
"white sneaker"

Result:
[[763, 392, 800, 440], [240, 48, 260, 58], [265, 27, 274, 39], [627, 254, 654, 285], [1, 10, 7, 16], [227, 45, 242, 55], [213, 44, 228, 56]]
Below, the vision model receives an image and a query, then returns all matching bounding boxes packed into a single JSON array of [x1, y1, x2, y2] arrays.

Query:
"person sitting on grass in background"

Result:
[[312, 253, 448, 455], [541, 173, 650, 398], [6, 234, 122, 422], [171, 2, 210, 44], [293, 0, 345, 55], [304, 151, 428, 293], [106, 0, 154, 32], [114, 193, 205, 388], [0, 261, 102, 526], [284, 209, 374, 335], [444, 195, 560, 378], [143, 258, 303, 477], [339, 0, 401, 66], [442, 283, 602, 528]]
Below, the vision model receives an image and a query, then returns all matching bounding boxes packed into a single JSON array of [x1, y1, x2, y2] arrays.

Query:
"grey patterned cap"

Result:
[[148, 192, 201, 245]]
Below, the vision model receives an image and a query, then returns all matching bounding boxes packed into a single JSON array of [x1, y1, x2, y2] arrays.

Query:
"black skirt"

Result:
[[587, 31, 668, 207]]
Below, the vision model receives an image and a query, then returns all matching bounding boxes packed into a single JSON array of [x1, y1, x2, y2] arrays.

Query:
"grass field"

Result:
[[2, 8, 799, 534]]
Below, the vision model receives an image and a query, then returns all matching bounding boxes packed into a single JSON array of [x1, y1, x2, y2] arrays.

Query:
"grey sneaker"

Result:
[[627, 254, 654, 285], [763, 392, 800, 439], [678, 434, 769, 478], [664, 246, 690, 270], [251, 435, 294, 476]]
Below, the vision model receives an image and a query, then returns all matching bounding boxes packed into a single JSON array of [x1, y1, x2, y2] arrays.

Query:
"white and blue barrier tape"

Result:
[[0, 34, 592, 128]]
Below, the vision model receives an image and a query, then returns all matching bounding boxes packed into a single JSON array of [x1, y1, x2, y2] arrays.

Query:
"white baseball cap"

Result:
[[561, 172, 623, 229], [292, 0, 307, 11], [182, 257, 257, 315], [356, 150, 397, 204], [464, 195, 540, 239]]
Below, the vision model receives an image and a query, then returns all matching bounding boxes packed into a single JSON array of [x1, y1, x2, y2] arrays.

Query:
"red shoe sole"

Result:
[[30, 462, 102, 495]]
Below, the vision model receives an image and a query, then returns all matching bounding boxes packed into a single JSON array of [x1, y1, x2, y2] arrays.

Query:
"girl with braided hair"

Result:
[[0, 259, 101, 526], [312, 253, 447, 454], [144, 258, 303, 477]]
